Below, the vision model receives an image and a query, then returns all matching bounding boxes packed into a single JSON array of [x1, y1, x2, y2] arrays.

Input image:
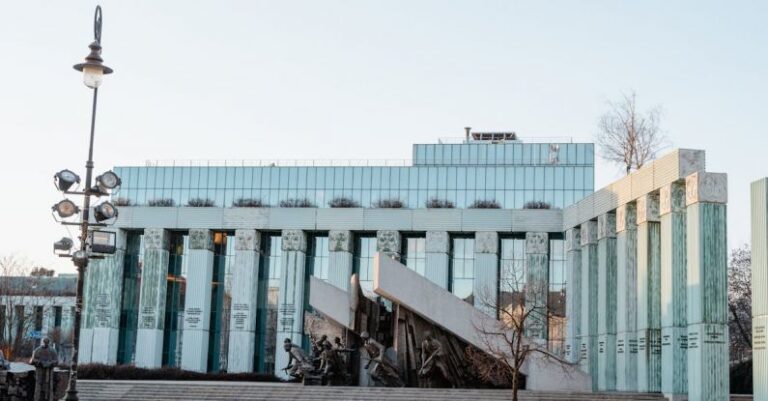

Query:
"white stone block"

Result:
[[686, 172, 727, 206]]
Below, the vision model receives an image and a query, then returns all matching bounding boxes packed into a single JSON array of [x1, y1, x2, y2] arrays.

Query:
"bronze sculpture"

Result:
[[418, 330, 451, 387], [30, 338, 58, 401], [360, 331, 403, 387]]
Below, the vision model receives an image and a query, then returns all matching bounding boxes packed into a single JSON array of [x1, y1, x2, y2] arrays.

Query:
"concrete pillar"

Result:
[[636, 193, 662, 393], [524, 232, 549, 341], [752, 178, 768, 401], [274, 230, 308, 379], [686, 172, 729, 401], [227, 229, 261, 373], [565, 228, 582, 363], [597, 213, 617, 391], [616, 203, 638, 391], [660, 181, 688, 400], [580, 220, 598, 390], [328, 230, 354, 291], [135, 228, 171, 369], [425, 231, 450, 289], [376, 230, 402, 261], [180, 229, 215, 372], [85, 229, 127, 365], [474, 232, 499, 315]]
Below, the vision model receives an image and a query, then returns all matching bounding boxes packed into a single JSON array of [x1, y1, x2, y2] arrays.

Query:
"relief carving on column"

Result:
[[189, 229, 214, 251], [685, 172, 727, 206], [525, 232, 549, 254], [565, 228, 581, 251], [281, 230, 307, 252], [376, 230, 401, 254], [426, 231, 449, 253], [660, 181, 687, 215], [329, 230, 353, 253], [143, 228, 170, 250], [616, 203, 637, 233], [235, 229, 261, 251], [580, 221, 598, 246], [636, 193, 660, 224], [597, 213, 616, 239], [475, 232, 499, 254]]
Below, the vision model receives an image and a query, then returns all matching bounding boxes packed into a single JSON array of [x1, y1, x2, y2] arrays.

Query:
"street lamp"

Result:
[[53, 6, 117, 401]]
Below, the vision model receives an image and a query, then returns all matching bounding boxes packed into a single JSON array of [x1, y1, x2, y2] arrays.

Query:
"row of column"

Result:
[[81, 227, 553, 377], [565, 172, 729, 400]]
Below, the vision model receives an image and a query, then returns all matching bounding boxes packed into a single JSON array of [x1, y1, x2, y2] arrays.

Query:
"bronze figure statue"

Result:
[[30, 338, 59, 401], [360, 331, 403, 387]]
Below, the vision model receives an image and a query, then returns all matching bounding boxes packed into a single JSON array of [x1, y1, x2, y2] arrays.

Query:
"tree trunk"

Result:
[[511, 369, 519, 401]]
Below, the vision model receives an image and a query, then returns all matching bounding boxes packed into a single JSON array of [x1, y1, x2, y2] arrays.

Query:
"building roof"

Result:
[[0, 276, 77, 297]]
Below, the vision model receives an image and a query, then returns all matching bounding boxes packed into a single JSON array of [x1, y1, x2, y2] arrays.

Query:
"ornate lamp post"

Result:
[[51, 6, 120, 401]]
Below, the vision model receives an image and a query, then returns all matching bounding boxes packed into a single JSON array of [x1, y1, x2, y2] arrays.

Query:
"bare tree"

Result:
[[596, 92, 667, 174], [30, 267, 55, 277], [728, 245, 752, 362], [466, 270, 573, 401]]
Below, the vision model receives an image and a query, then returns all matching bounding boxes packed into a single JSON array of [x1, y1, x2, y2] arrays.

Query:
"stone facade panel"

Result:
[[686, 172, 727, 206], [329, 230, 353, 252], [426, 231, 450, 253], [188, 229, 214, 251], [235, 229, 261, 251], [475, 232, 499, 254], [281, 229, 307, 252]]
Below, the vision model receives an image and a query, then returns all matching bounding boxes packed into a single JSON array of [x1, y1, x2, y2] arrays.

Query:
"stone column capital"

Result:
[[566, 228, 581, 251], [685, 172, 727, 206], [525, 232, 549, 254], [235, 229, 261, 251], [636, 193, 660, 224], [329, 230, 353, 253], [475, 232, 499, 254], [580, 221, 598, 246], [616, 203, 637, 233], [143, 228, 170, 250], [426, 231, 449, 253], [660, 181, 687, 215], [376, 230, 401, 255], [189, 229, 215, 251], [597, 213, 616, 239], [281, 230, 307, 252]]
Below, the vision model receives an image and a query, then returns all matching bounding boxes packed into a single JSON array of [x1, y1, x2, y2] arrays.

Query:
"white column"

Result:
[[524, 232, 549, 341], [274, 230, 308, 379], [580, 220, 598, 390], [751, 178, 768, 401], [660, 181, 688, 400], [636, 193, 662, 393], [616, 203, 638, 391], [181, 229, 215, 372], [565, 227, 582, 363], [425, 231, 450, 289], [135, 228, 171, 369], [474, 232, 499, 315], [597, 213, 617, 391], [686, 172, 729, 401], [328, 230, 354, 291], [227, 229, 261, 373]]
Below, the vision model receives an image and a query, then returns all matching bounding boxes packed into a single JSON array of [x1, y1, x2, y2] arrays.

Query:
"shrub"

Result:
[[523, 201, 551, 209], [279, 198, 316, 208], [147, 198, 175, 207], [232, 198, 267, 208], [328, 197, 360, 208], [187, 198, 215, 207], [373, 198, 405, 208], [425, 198, 455, 209], [469, 200, 501, 209], [113, 197, 133, 207], [77, 364, 281, 382]]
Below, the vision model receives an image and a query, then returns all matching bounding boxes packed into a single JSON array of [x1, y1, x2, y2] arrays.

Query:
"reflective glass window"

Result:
[[451, 237, 475, 304]]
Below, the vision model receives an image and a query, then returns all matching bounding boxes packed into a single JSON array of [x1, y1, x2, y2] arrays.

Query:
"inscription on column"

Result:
[[185, 307, 203, 329], [279, 303, 296, 332], [617, 338, 625, 354], [755, 325, 767, 350], [232, 303, 249, 330], [93, 293, 112, 328]]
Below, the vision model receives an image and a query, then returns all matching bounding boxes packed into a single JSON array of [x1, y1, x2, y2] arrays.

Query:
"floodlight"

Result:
[[54, 169, 81, 192], [93, 201, 118, 222], [72, 250, 89, 267], [52, 199, 80, 218], [53, 237, 74, 253], [90, 230, 116, 254], [96, 170, 121, 190]]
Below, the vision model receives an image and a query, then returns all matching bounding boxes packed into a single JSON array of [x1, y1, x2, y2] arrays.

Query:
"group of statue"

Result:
[[282, 335, 353, 385], [0, 338, 60, 401], [283, 329, 450, 388]]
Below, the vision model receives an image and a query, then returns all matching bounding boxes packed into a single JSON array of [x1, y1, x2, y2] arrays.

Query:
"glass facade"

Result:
[[499, 237, 526, 315], [208, 232, 233, 373], [402, 236, 426, 276], [255, 234, 281, 373], [117, 232, 143, 364], [162, 234, 187, 367], [113, 142, 593, 209], [450, 237, 475, 304], [353, 235, 377, 292], [310, 236, 330, 281]]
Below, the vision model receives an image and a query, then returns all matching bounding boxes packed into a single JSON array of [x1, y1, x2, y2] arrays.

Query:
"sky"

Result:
[[0, 1, 766, 274]]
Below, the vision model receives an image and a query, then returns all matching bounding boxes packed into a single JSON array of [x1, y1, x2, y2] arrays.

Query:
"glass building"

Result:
[[80, 134, 594, 379]]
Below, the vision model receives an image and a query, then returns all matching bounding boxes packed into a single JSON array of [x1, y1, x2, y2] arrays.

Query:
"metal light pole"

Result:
[[62, 6, 114, 401]]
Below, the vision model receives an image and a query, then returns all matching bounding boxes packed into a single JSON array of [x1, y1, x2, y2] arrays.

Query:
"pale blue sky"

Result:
[[1, 1, 765, 273]]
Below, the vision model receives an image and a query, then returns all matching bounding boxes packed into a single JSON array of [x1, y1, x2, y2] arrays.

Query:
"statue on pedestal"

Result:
[[29, 338, 58, 401], [360, 331, 403, 387]]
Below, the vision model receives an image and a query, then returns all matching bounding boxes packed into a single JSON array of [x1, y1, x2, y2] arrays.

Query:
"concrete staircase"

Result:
[[75, 380, 690, 401]]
